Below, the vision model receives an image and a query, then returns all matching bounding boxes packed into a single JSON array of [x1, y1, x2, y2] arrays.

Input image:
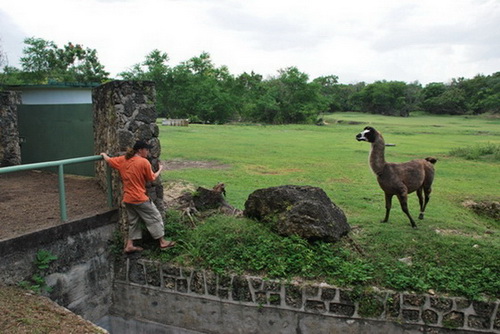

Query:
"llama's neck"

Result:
[[369, 134, 386, 175]]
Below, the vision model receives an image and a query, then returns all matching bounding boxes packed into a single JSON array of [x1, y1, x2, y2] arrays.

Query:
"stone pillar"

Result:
[[93, 81, 164, 234], [0, 91, 22, 167]]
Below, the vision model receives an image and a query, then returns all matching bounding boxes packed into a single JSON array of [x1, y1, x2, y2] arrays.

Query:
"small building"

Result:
[[6, 82, 99, 175]]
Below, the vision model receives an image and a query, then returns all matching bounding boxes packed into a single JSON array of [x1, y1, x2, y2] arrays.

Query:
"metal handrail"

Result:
[[0, 155, 113, 221]]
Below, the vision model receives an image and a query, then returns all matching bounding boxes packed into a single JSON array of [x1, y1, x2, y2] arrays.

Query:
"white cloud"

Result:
[[0, 0, 498, 84]]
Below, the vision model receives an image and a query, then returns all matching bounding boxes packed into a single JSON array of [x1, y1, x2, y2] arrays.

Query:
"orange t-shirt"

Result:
[[107, 155, 156, 204]]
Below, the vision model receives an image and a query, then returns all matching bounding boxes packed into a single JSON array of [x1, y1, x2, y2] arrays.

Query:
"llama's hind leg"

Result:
[[382, 193, 393, 223], [417, 188, 425, 220], [397, 193, 417, 228], [419, 186, 432, 220]]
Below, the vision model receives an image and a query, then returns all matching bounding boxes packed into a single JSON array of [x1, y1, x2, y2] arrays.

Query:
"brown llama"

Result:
[[356, 126, 437, 228]]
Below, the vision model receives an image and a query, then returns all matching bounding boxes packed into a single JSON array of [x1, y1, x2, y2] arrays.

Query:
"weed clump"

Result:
[[145, 211, 500, 300], [449, 143, 500, 161], [18, 250, 58, 293]]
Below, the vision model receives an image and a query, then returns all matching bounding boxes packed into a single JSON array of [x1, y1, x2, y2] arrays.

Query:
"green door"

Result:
[[17, 104, 95, 176]]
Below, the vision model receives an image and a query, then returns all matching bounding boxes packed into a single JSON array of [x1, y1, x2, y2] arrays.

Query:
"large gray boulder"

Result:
[[244, 185, 350, 242]]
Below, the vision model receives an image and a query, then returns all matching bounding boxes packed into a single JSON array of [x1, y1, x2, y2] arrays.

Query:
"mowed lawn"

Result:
[[158, 112, 500, 298]]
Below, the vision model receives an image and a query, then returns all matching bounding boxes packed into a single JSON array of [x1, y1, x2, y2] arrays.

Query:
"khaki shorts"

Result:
[[125, 200, 165, 240]]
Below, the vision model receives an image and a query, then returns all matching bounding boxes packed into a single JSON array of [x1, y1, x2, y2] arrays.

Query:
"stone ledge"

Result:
[[0, 209, 117, 256], [117, 259, 500, 333]]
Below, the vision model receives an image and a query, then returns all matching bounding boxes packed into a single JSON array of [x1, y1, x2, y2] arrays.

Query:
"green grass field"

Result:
[[155, 112, 500, 299]]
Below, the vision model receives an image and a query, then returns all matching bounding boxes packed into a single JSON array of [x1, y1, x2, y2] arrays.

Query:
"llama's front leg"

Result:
[[382, 193, 393, 223], [397, 193, 417, 228]]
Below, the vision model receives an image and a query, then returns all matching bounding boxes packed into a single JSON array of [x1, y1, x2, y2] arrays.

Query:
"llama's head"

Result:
[[356, 127, 378, 142]]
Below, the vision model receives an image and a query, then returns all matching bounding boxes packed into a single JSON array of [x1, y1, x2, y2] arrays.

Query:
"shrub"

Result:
[[450, 143, 500, 161]]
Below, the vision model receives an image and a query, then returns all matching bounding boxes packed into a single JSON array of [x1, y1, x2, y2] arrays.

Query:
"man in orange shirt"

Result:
[[101, 140, 175, 253]]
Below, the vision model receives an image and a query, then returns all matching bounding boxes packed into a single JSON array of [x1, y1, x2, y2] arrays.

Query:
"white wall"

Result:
[[20, 88, 92, 105]]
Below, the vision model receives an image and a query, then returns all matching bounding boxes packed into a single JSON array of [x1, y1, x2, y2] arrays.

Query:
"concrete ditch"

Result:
[[0, 212, 498, 334]]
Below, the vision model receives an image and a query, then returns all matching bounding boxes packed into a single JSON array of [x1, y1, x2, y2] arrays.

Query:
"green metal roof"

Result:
[[4, 82, 101, 90]]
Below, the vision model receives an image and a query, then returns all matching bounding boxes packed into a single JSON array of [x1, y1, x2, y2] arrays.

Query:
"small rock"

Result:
[[398, 257, 413, 265]]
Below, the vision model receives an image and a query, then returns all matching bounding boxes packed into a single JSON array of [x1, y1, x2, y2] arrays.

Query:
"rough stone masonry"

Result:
[[93, 80, 164, 233], [0, 90, 22, 167]]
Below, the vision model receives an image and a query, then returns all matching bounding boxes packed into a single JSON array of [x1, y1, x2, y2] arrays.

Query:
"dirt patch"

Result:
[[163, 158, 230, 171], [462, 199, 500, 221], [0, 285, 106, 333], [245, 165, 303, 175], [163, 180, 196, 209], [0, 170, 110, 241]]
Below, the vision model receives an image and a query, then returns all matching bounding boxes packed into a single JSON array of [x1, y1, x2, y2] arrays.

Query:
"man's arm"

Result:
[[153, 163, 163, 180]]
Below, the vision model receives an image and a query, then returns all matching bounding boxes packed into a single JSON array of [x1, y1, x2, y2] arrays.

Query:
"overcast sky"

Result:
[[1, 0, 499, 84]]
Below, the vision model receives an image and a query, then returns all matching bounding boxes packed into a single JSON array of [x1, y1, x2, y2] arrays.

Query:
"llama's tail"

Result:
[[425, 157, 438, 164]]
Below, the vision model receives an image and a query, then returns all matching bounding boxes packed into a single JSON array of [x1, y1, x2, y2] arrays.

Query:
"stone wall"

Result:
[[92, 81, 164, 235], [0, 210, 118, 323], [0, 90, 22, 167], [111, 258, 500, 334]]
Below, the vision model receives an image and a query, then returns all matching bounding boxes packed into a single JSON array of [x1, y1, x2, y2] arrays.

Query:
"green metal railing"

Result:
[[0, 155, 114, 221]]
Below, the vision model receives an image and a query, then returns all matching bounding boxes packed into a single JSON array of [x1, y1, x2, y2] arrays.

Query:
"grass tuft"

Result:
[[449, 143, 500, 161]]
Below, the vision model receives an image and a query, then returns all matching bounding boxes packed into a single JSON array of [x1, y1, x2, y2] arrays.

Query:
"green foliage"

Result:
[[421, 73, 500, 115], [449, 143, 500, 161], [154, 214, 374, 284], [119, 49, 170, 116], [34, 250, 58, 270], [357, 293, 385, 318], [154, 213, 499, 299], [257, 67, 327, 124], [421, 86, 466, 115], [352, 80, 421, 116], [2, 37, 109, 84], [18, 250, 58, 294]]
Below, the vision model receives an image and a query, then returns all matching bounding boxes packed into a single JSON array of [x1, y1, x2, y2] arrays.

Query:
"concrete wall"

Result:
[[0, 210, 118, 323], [110, 259, 500, 334]]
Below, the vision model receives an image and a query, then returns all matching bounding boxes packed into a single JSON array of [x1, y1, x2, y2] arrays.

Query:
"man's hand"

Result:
[[153, 162, 163, 179], [100, 152, 110, 162]]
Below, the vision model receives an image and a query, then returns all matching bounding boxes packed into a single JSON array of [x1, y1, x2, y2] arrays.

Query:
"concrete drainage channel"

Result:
[[1, 212, 498, 334], [96, 316, 204, 334]]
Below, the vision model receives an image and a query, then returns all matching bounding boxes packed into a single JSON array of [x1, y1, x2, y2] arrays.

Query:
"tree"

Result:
[[421, 85, 466, 115], [18, 37, 109, 83], [120, 49, 170, 116], [0, 41, 6, 86], [0, 41, 5, 70], [313, 75, 342, 112], [163, 52, 238, 123], [352, 81, 418, 116], [253, 67, 326, 124], [234, 71, 268, 121], [452, 74, 500, 114]]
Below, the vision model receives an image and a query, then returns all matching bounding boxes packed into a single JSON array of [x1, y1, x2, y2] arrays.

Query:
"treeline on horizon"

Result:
[[1, 37, 499, 124]]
